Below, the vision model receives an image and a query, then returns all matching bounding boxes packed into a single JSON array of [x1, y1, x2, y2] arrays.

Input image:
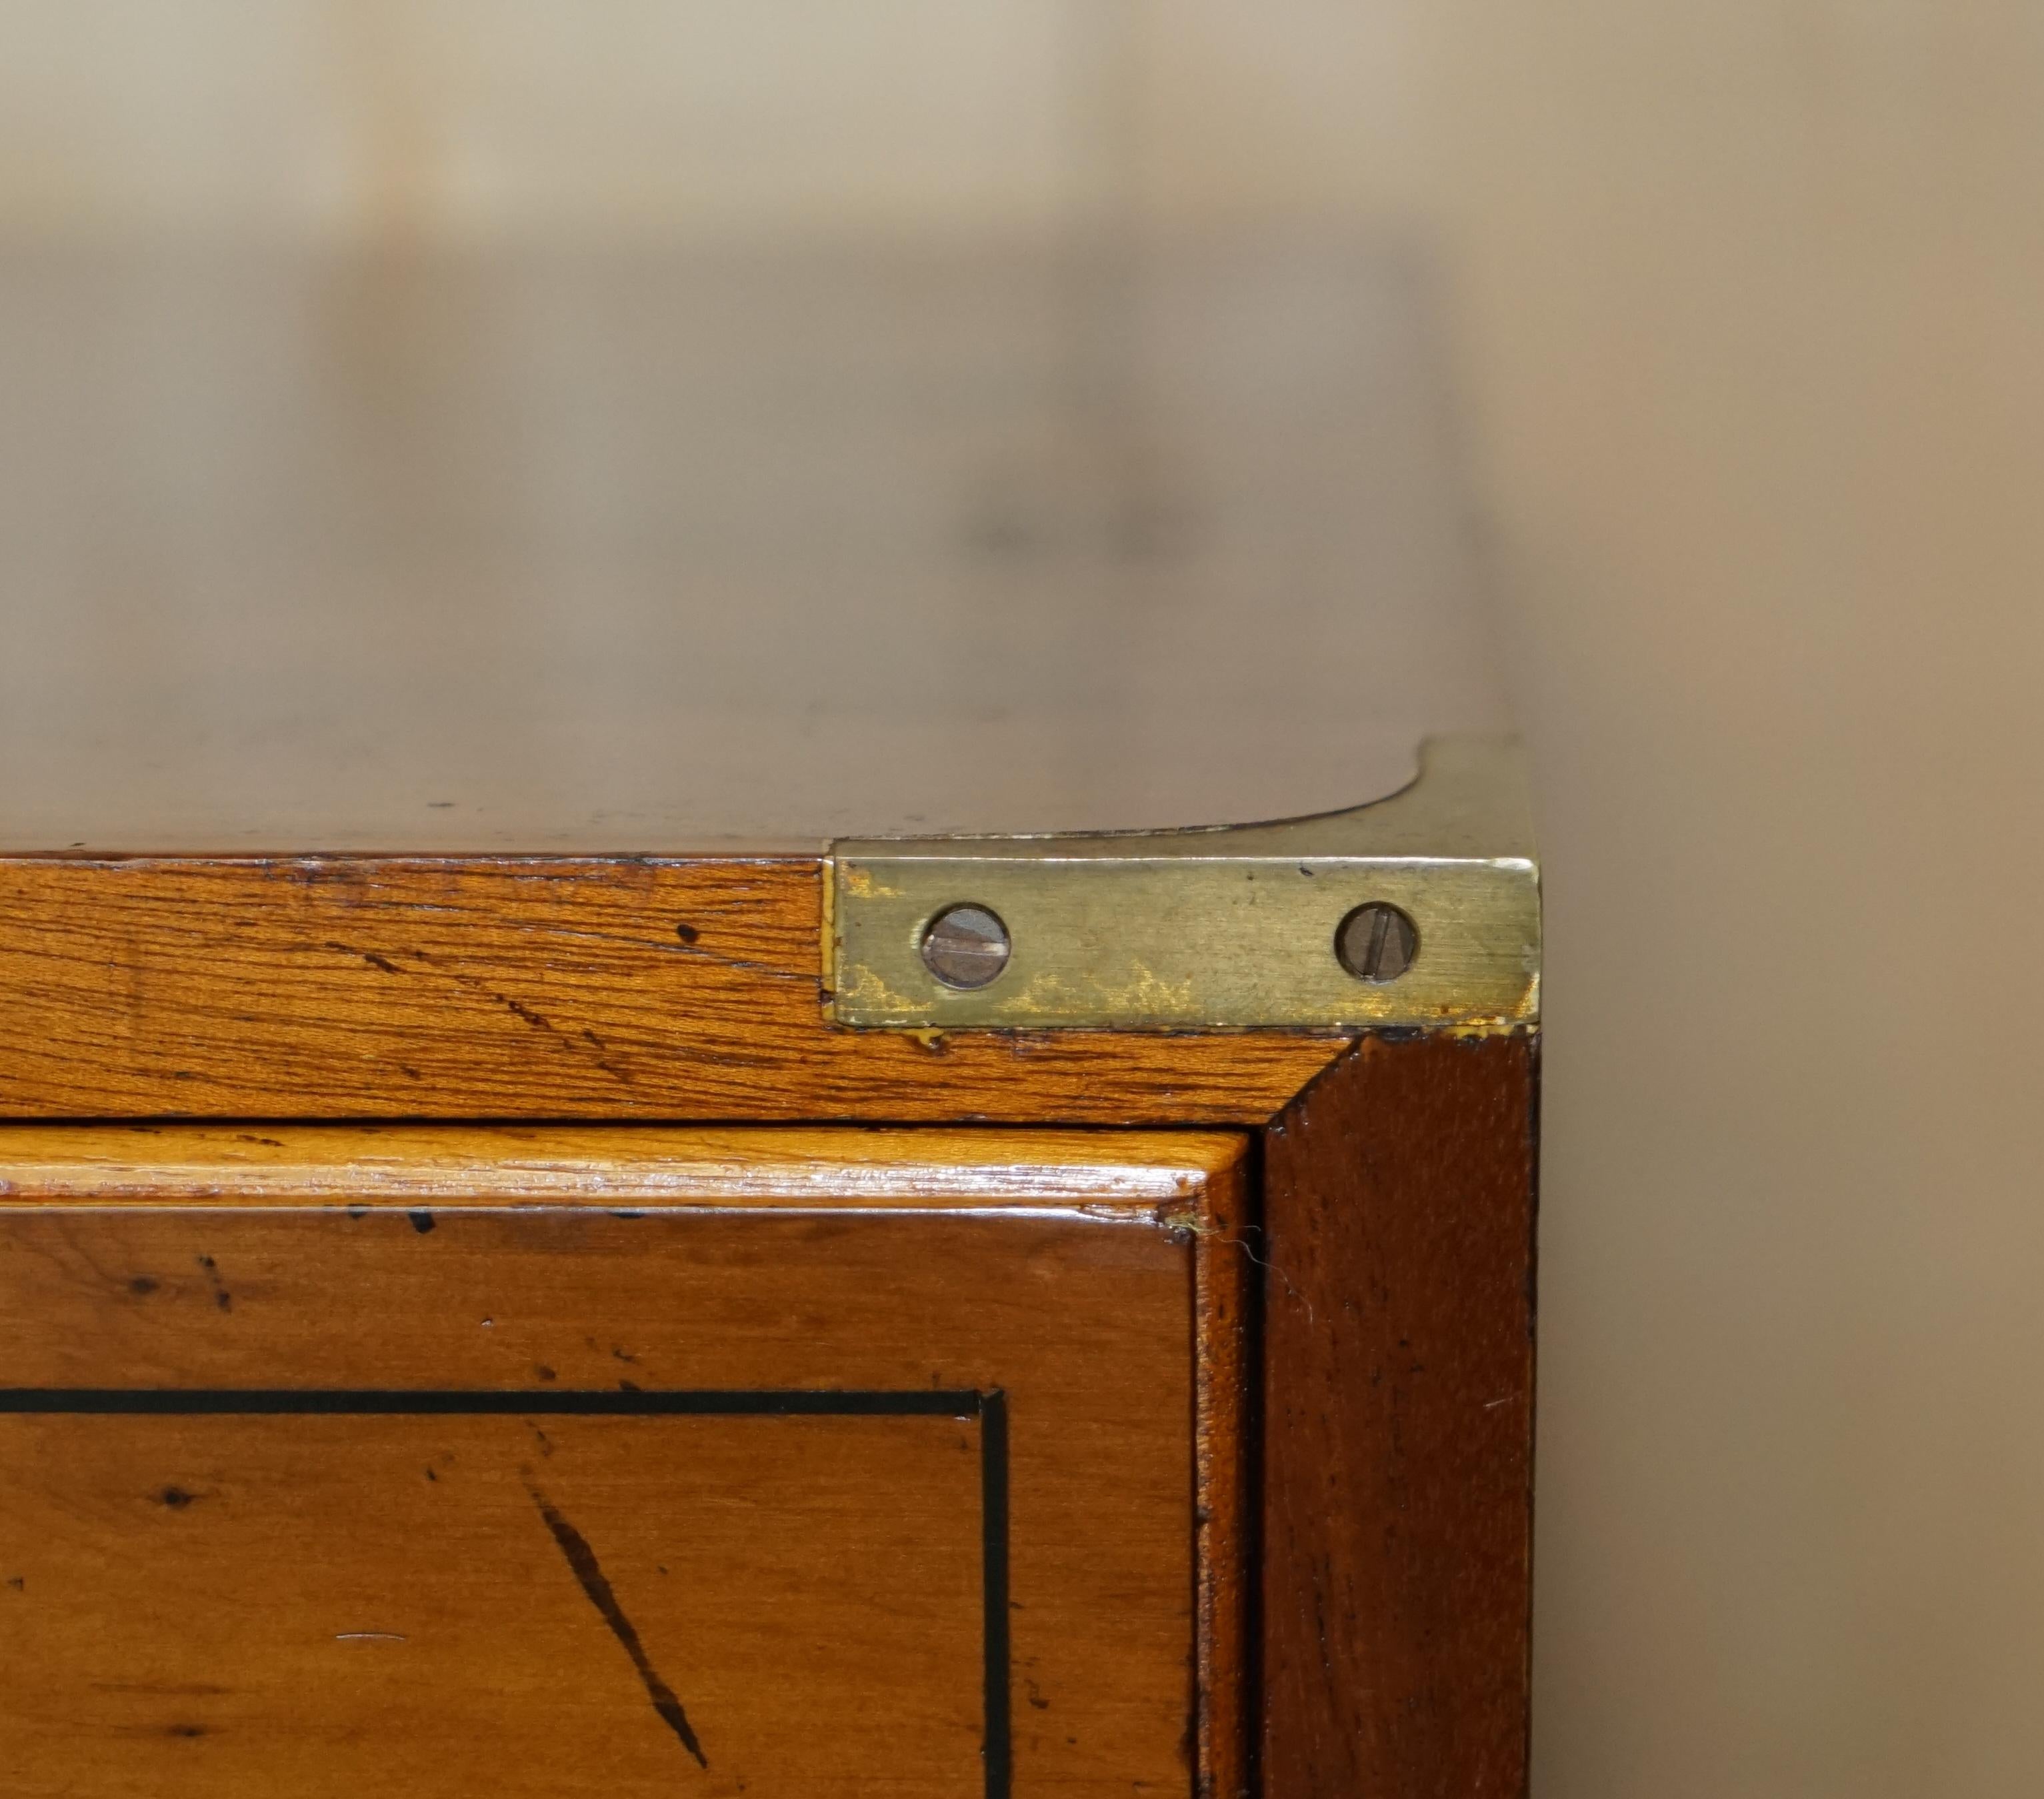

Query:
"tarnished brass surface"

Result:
[[829, 736, 1539, 1032]]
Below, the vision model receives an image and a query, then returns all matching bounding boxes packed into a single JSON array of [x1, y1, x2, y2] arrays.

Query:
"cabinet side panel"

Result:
[[1259, 1032, 1537, 1798]]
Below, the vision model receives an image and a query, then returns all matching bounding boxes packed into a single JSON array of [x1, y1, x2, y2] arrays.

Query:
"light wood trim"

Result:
[[0, 1124, 1243, 1209]]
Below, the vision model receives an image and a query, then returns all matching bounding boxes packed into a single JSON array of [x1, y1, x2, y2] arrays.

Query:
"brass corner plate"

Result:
[[827, 735, 1539, 1033]]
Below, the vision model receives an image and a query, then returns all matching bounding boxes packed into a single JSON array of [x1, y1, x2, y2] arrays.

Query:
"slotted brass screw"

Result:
[[920, 904, 1011, 990], [1336, 902, 1419, 983]]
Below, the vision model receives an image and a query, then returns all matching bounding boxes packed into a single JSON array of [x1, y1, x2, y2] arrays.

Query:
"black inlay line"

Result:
[[980, 1390, 1011, 1799], [0, 1389, 983, 1417], [0, 1384, 1014, 1792]]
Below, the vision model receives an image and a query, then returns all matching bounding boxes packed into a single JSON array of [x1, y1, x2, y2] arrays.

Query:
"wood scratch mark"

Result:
[[327, 941, 406, 977], [527, 1482, 707, 1768]]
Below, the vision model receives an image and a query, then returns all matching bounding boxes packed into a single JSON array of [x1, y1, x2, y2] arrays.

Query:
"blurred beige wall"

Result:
[[6, 5, 2043, 1793], [0, 0, 1095, 239], [0, 0, 1424, 242], [1412, 5, 2044, 1794]]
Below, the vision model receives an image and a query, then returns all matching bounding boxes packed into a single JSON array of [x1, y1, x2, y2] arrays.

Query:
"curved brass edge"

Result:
[[827, 736, 1540, 1032]]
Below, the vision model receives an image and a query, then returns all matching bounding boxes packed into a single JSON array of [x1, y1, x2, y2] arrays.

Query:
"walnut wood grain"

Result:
[[0, 1125, 1251, 1798], [1259, 1032, 1537, 1799], [0, 857, 1349, 1124]]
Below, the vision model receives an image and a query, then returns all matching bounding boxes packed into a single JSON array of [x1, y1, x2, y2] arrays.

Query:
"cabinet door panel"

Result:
[[0, 1126, 1249, 1799]]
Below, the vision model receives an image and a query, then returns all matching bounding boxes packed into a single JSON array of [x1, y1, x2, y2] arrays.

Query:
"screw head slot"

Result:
[[1335, 902, 1419, 984], [919, 904, 1012, 990]]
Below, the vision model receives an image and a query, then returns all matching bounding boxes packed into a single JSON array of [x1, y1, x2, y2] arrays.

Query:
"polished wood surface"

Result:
[[5, 1410, 984, 1796], [0, 857, 1348, 1124], [0, 236, 1502, 848], [0, 1121, 1244, 1207], [1259, 1032, 1537, 1799], [0, 1125, 1249, 1798]]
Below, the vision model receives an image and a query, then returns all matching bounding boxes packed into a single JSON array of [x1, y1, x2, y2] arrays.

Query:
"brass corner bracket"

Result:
[[827, 735, 1540, 1032]]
